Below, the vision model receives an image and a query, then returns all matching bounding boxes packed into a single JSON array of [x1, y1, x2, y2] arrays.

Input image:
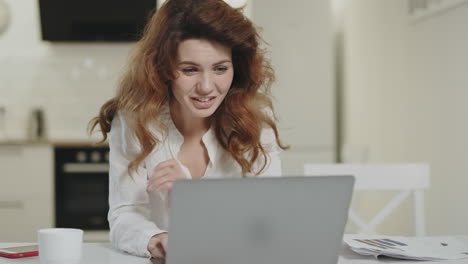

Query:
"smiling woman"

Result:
[[88, 0, 287, 259], [171, 39, 234, 120]]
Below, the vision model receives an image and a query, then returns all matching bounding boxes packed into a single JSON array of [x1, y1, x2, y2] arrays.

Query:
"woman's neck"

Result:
[[169, 101, 210, 139]]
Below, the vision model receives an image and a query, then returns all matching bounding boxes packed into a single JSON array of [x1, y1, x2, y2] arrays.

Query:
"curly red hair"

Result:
[[89, 0, 287, 175]]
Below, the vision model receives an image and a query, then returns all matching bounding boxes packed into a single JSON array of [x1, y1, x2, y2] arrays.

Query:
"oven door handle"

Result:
[[63, 163, 109, 173]]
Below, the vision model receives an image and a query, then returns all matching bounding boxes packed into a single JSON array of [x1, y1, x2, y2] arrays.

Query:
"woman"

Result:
[[89, 0, 287, 259]]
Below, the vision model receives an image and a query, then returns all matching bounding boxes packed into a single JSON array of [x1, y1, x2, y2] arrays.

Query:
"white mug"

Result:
[[38, 228, 83, 264]]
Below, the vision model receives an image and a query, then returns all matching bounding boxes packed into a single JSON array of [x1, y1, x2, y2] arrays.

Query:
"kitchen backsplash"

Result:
[[0, 0, 134, 141]]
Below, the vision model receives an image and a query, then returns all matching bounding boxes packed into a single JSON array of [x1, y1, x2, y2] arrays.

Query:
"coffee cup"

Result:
[[38, 228, 83, 264]]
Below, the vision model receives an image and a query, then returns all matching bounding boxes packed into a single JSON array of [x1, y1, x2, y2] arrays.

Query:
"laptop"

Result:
[[153, 176, 354, 264]]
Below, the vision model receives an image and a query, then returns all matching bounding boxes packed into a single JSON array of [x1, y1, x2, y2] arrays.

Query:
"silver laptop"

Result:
[[154, 176, 354, 264]]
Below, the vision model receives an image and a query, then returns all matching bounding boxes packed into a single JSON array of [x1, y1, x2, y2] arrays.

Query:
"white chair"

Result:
[[303, 163, 430, 236]]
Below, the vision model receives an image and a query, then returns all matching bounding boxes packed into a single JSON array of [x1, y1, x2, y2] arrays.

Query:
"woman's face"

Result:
[[171, 38, 234, 120]]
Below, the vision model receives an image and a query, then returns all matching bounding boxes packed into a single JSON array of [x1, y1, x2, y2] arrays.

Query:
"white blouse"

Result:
[[108, 106, 283, 257]]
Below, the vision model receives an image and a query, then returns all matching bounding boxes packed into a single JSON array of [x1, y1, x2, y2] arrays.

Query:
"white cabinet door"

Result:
[[0, 144, 53, 241], [0, 145, 26, 197], [0, 196, 53, 242]]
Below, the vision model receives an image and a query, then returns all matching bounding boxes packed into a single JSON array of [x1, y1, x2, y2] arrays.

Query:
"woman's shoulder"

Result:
[[112, 105, 171, 131], [110, 107, 171, 144]]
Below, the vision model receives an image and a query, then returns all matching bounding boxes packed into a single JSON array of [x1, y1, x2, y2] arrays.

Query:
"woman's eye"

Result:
[[214, 66, 228, 73], [182, 68, 198, 74]]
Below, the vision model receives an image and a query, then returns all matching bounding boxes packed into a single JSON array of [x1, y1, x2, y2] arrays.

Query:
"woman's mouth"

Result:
[[191, 96, 216, 109]]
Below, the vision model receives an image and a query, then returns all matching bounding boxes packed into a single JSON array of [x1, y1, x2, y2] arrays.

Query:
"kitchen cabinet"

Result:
[[0, 143, 53, 241]]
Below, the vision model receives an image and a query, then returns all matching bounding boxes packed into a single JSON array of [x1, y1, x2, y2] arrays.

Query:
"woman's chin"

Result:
[[189, 108, 217, 119], [187, 101, 221, 118]]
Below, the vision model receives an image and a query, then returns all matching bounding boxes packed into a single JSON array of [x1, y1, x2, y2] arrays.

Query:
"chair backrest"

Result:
[[303, 163, 430, 236]]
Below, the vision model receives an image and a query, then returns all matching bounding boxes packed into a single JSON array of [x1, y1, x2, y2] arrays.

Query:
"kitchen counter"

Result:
[[1, 238, 468, 264], [0, 243, 149, 264], [0, 140, 52, 146], [0, 140, 106, 147]]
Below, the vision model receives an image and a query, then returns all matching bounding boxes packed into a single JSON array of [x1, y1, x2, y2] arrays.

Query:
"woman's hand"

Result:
[[147, 159, 189, 192], [148, 233, 168, 258]]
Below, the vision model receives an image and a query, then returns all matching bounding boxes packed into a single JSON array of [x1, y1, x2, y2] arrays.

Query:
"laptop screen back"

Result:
[[166, 176, 354, 264]]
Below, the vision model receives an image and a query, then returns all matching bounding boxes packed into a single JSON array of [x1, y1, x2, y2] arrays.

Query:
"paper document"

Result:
[[343, 235, 468, 261]]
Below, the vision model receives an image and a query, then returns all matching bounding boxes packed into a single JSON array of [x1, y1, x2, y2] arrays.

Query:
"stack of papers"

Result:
[[343, 235, 468, 261]]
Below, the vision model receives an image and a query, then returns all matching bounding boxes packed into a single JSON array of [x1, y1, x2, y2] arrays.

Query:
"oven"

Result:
[[55, 145, 109, 230]]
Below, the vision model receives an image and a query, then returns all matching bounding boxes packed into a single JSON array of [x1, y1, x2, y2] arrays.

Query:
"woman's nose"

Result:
[[196, 72, 214, 94]]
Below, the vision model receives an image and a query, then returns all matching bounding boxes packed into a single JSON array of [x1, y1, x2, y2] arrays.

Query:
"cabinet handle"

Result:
[[0, 146, 23, 156], [0, 200, 24, 209]]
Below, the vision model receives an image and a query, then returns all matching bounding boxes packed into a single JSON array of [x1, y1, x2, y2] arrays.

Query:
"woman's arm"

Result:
[[108, 112, 166, 258]]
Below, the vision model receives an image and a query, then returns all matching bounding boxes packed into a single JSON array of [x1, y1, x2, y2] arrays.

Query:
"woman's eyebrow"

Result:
[[178, 60, 232, 66], [212, 60, 232, 65], [178, 61, 199, 66]]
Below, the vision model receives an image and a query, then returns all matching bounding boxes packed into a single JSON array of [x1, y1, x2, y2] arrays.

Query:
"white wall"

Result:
[[0, 0, 132, 141], [253, 0, 336, 174], [341, 0, 468, 235]]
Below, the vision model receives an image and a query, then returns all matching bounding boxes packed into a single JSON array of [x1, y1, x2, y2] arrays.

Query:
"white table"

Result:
[[1, 237, 468, 264]]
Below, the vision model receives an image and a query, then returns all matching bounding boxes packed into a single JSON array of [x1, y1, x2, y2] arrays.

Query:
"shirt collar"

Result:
[[202, 127, 218, 164], [160, 103, 218, 163]]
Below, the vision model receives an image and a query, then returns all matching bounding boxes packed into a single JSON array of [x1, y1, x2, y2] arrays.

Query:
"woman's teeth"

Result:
[[194, 97, 212, 102]]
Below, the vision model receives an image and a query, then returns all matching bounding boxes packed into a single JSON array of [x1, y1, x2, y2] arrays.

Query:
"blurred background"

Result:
[[0, 0, 467, 242]]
